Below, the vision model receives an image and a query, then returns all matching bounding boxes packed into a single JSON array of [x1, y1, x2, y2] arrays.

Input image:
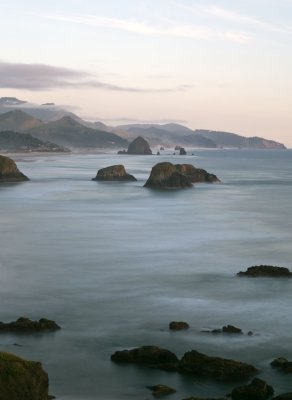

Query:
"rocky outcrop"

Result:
[[237, 265, 292, 277], [179, 147, 187, 155], [144, 162, 193, 189], [111, 346, 179, 371], [179, 350, 258, 381], [127, 136, 152, 155], [231, 378, 274, 400], [271, 358, 292, 373], [147, 384, 176, 398], [0, 351, 51, 400], [0, 317, 61, 332], [0, 155, 29, 182], [175, 164, 220, 183], [92, 165, 137, 181], [169, 321, 190, 330], [144, 162, 220, 189]]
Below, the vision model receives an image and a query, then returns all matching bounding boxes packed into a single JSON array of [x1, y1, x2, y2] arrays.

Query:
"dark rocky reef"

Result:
[[231, 378, 274, 400], [111, 346, 179, 371], [127, 136, 152, 155], [0, 351, 51, 400], [271, 358, 292, 373], [0, 317, 61, 332], [179, 350, 258, 382], [237, 265, 292, 277], [169, 321, 190, 331], [0, 154, 29, 182], [144, 162, 220, 189], [147, 384, 176, 398], [92, 165, 137, 182], [111, 346, 257, 382]]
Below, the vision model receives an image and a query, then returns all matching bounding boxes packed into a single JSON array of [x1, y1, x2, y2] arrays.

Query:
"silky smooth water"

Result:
[[0, 149, 291, 399]]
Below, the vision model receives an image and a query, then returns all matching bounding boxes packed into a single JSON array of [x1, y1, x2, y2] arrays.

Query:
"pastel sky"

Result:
[[1, 0, 292, 145]]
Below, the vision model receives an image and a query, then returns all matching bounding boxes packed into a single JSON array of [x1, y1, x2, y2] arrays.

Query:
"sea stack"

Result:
[[127, 136, 152, 155], [144, 162, 192, 189], [0, 155, 29, 182]]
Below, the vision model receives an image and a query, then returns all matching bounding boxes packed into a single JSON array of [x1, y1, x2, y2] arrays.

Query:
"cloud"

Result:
[[43, 13, 250, 43], [0, 61, 186, 92], [177, 3, 292, 35]]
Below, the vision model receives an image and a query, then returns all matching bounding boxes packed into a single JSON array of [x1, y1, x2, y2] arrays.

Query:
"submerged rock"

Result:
[[169, 321, 190, 331], [127, 136, 152, 155], [147, 384, 176, 398], [237, 265, 292, 277], [0, 351, 51, 400], [179, 350, 258, 381], [0, 154, 29, 182], [231, 378, 274, 400], [92, 165, 137, 181], [0, 317, 61, 332], [111, 345, 179, 371]]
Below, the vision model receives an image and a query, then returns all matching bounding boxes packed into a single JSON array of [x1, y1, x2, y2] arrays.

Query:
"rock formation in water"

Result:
[[0, 155, 29, 182], [111, 346, 258, 381], [111, 345, 179, 371], [179, 147, 187, 155], [271, 357, 292, 373], [127, 136, 152, 155], [144, 162, 220, 189], [147, 384, 176, 398], [0, 351, 51, 400], [175, 164, 220, 183], [92, 165, 137, 181], [169, 321, 190, 330], [0, 317, 61, 332], [231, 378, 274, 400], [237, 265, 292, 277], [179, 350, 258, 381]]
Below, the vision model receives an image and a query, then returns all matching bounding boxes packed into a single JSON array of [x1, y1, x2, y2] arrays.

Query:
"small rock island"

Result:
[[144, 162, 220, 189], [0, 154, 29, 182], [0, 317, 61, 332], [92, 165, 137, 181], [237, 265, 292, 277]]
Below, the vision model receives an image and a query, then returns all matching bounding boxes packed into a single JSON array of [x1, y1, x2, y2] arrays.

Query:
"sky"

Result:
[[1, 0, 292, 145]]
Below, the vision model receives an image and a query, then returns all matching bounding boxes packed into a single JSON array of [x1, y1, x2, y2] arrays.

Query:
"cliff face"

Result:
[[0, 352, 50, 400], [0, 155, 29, 182]]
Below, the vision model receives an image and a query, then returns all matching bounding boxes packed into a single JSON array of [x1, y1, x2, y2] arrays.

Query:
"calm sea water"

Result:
[[0, 149, 291, 399]]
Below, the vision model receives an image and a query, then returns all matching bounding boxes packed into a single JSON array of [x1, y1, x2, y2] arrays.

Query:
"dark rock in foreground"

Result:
[[147, 384, 176, 398], [127, 136, 152, 155], [0, 155, 29, 182], [144, 162, 220, 189], [169, 321, 190, 331], [0, 351, 51, 400], [273, 394, 292, 400], [0, 317, 61, 332], [111, 346, 179, 371], [92, 165, 137, 181], [237, 265, 292, 277], [271, 358, 292, 373], [231, 378, 274, 400], [179, 350, 258, 381]]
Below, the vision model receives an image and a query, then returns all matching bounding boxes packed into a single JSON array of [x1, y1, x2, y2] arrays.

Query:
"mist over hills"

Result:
[[0, 97, 287, 150]]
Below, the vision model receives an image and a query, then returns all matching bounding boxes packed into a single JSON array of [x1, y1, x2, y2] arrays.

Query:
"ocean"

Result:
[[0, 149, 291, 399]]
